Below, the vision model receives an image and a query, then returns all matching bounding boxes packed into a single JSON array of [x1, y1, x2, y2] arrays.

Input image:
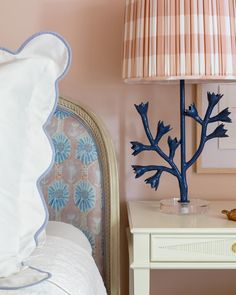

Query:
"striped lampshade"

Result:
[[122, 0, 236, 82]]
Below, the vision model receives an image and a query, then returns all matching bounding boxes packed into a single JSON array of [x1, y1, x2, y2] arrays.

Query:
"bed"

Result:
[[0, 97, 120, 295]]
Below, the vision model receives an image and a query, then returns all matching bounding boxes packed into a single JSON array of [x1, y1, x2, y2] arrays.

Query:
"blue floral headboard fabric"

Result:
[[40, 98, 120, 295]]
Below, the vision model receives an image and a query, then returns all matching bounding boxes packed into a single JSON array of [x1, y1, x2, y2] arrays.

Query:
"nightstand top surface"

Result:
[[127, 200, 236, 233]]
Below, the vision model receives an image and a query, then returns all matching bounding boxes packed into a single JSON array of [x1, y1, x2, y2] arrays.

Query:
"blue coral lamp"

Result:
[[122, 0, 236, 214]]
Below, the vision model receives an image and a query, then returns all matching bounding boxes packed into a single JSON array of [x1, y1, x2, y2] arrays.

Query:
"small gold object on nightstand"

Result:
[[232, 243, 236, 253], [222, 209, 236, 221]]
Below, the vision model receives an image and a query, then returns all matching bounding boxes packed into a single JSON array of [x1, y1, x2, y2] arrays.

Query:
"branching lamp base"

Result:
[[131, 80, 231, 214]]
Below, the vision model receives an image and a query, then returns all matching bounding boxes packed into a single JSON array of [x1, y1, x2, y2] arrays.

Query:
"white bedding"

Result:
[[46, 221, 92, 255], [0, 222, 106, 294], [0, 235, 107, 295]]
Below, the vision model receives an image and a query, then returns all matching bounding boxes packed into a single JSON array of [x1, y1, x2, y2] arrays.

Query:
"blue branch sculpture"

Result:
[[131, 90, 231, 203]]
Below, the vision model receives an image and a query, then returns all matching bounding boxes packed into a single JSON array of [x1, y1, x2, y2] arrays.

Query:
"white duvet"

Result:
[[0, 235, 107, 295]]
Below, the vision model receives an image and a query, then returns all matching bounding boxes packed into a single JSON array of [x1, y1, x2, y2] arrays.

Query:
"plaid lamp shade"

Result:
[[122, 0, 236, 82]]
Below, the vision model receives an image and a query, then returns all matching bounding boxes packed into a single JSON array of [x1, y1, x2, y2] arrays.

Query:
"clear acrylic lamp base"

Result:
[[160, 198, 209, 215]]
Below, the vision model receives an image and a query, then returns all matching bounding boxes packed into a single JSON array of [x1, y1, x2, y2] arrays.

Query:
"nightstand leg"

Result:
[[131, 268, 150, 295]]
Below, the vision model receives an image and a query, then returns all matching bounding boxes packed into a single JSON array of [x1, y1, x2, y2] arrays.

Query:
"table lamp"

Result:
[[123, 0, 236, 214]]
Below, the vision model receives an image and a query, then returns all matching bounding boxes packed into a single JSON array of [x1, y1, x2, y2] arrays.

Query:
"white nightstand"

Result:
[[127, 201, 236, 295]]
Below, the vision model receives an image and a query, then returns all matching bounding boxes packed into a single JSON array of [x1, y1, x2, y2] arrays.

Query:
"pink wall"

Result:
[[1, 0, 236, 294]]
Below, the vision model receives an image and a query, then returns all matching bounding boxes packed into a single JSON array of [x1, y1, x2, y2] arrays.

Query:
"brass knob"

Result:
[[232, 243, 236, 253]]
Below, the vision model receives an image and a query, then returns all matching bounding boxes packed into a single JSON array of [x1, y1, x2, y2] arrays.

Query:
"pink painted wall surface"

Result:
[[1, 0, 236, 294]]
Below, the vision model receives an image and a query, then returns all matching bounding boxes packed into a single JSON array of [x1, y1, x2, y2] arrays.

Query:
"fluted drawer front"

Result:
[[151, 235, 236, 262]]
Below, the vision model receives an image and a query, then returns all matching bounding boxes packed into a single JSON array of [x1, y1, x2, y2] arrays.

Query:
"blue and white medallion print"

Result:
[[81, 228, 95, 251], [74, 180, 96, 212], [54, 109, 70, 120], [76, 136, 98, 165], [48, 180, 69, 212], [52, 133, 71, 164]]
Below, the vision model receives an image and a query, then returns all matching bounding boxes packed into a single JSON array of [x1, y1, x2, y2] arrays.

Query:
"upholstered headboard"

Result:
[[40, 97, 120, 295]]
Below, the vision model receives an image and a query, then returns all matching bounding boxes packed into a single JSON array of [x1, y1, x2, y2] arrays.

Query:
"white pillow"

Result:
[[0, 32, 70, 283], [46, 221, 92, 255]]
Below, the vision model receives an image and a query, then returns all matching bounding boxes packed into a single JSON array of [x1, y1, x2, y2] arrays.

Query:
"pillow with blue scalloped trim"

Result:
[[0, 32, 70, 289]]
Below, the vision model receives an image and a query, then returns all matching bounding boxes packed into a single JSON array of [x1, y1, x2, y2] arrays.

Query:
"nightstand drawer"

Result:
[[151, 235, 236, 262]]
